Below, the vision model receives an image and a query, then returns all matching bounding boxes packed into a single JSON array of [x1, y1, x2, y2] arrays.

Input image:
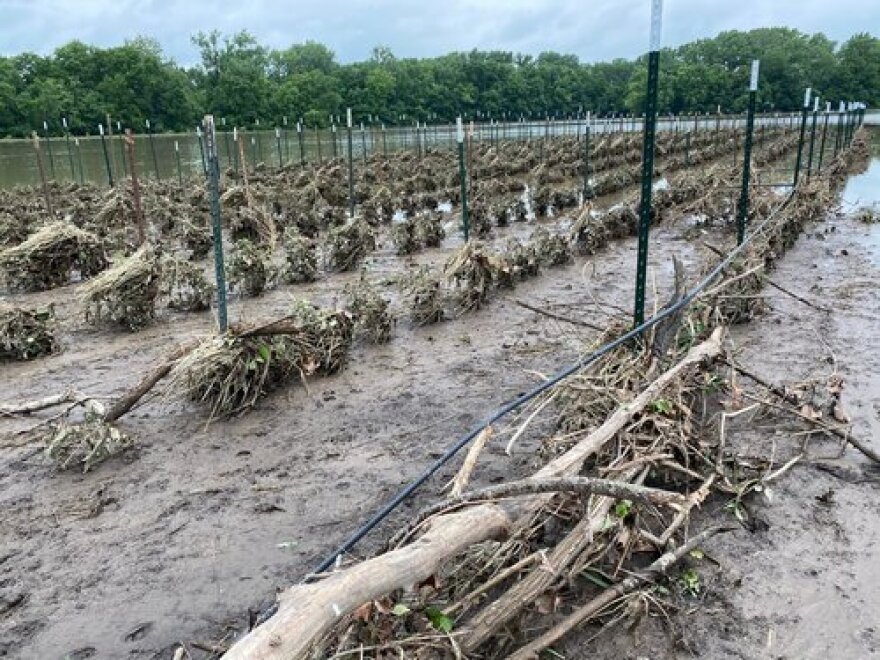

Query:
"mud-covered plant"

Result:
[[282, 227, 318, 283], [81, 243, 161, 331], [0, 304, 58, 360], [345, 276, 395, 343], [228, 239, 269, 296], [45, 401, 131, 472], [503, 238, 540, 280], [531, 226, 571, 266], [416, 213, 446, 248], [325, 219, 376, 272], [391, 218, 420, 256], [162, 257, 214, 312], [403, 266, 445, 325]]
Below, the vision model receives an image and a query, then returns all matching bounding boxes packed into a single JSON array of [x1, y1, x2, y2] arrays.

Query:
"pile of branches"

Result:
[[0, 304, 58, 360], [80, 244, 161, 330], [167, 301, 354, 418], [0, 221, 107, 291]]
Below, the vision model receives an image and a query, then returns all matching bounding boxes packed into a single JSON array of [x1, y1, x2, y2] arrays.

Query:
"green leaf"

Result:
[[689, 548, 705, 560], [256, 343, 270, 363], [613, 499, 632, 519], [425, 606, 453, 633], [391, 603, 411, 616]]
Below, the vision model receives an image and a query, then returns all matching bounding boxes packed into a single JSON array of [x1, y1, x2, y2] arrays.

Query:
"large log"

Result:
[[223, 328, 724, 659]]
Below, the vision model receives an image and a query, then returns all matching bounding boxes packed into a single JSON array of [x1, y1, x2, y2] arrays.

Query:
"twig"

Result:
[[513, 299, 604, 332], [505, 392, 556, 455], [765, 278, 831, 313], [447, 426, 492, 498]]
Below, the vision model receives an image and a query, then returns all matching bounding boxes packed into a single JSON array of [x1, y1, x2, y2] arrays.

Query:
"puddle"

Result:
[[840, 152, 880, 265]]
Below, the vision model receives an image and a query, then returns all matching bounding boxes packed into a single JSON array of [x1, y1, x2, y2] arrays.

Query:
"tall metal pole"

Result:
[[275, 127, 283, 168], [43, 120, 56, 180], [834, 101, 844, 156], [203, 115, 228, 333], [456, 117, 469, 242], [806, 96, 820, 180], [297, 120, 305, 166], [175, 140, 183, 185], [737, 60, 759, 246], [347, 108, 355, 218], [633, 0, 663, 328], [817, 102, 830, 173], [582, 112, 593, 200], [196, 125, 208, 176], [62, 117, 76, 182], [98, 123, 114, 187], [792, 88, 811, 187]]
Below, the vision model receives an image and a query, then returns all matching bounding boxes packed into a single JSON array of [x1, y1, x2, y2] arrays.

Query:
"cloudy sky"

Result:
[[1, 0, 876, 65]]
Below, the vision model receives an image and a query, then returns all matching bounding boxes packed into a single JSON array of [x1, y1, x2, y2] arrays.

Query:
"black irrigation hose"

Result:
[[309, 185, 800, 579]]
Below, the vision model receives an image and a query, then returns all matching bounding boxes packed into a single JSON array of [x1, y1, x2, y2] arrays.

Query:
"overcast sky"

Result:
[[1, 0, 877, 65]]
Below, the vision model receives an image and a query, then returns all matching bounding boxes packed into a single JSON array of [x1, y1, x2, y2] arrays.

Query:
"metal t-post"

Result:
[[792, 88, 811, 187], [737, 60, 759, 246], [806, 96, 819, 180], [456, 117, 469, 242], [203, 115, 228, 333], [99, 123, 114, 187], [582, 119, 594, 200], [633, 0, 663, 328], [146, 119, 160, 179], [347, 109, 355, 218], [817, 102, 830, 173]]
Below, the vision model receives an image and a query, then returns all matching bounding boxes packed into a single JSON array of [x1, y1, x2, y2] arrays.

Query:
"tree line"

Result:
[[0, 27, 877, 137]]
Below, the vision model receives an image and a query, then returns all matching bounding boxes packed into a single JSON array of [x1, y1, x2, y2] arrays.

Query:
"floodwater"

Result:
[[0, 113, 810, 189]]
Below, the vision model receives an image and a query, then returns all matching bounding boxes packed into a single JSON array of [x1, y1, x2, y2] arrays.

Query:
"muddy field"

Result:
[[0, 127, 876, 659]]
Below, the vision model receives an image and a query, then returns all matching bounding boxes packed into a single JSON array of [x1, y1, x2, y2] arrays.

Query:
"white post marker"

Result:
[[62, 117, 68, 129], [347, 107, 352, 128], [456, 116, 464, 143], [99, 123, 104, 136], [175, 140, 179, 152], [826, 102, 831, 113], [650, 0, 663, 51], [804, 88, 812, 108], [813, 96, 820, 112], [146, 119, 151, 129], [233, 127, 238, 141], [749, 59, 760, 91]]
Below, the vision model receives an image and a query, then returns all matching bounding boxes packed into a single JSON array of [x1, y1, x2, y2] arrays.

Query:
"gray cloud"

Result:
[[0, 0, 876, 65]]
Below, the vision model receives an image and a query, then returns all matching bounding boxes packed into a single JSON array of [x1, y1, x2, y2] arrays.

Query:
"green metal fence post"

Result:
[[275, 127, 283, 168], [145, 119, 160, 180], [806, 96, 819, 180], [203, 115, 228, 333], [98, 123, 114, 187], [582, 114, 594, 200], [196, 125, 208, 176], [456, 116, 469, 242], [633, 0, 663, 328], [297, 120, 305, 166], [62, 117, 76, 182], [793, 87, 811, 187], [737, 60, 759, 246], [347, 108, 355, 218], [43, 120, 56, 180], [175, 140, 183, 185], [75, 138, 85, 184], [360, 122, 368, 167], [817, 102, 830, 173], [232, 127, 240, 173]]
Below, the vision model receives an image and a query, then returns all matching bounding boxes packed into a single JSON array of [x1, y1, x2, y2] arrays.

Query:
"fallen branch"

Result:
[[0, 390, 83, 417], [222, 329, 724, 659]]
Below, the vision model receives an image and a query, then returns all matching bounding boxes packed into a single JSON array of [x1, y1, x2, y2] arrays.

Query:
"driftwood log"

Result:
[[223, 328, 724, 659]]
